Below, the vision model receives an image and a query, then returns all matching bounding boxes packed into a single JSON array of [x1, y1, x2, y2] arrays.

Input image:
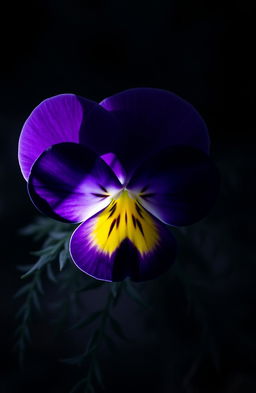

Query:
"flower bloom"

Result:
[[18, 88, 219, 282]]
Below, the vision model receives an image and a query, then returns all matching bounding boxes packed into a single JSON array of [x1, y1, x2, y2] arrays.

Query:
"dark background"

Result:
[[0, 1, 255, 392]]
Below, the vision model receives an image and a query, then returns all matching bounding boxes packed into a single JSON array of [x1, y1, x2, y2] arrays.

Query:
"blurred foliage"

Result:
[[14, 217, 149, 392]]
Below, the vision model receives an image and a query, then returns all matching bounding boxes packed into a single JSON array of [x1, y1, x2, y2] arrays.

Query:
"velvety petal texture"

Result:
[[70, 211, 176, 282], [18, 94, 98, 180], [19, 88, 219, 282], [100, 152, 126, 184], [99, 88, 210, 173], [128, 146, 220, 226], [19, 89, 210, 181], [28, 143, 122, 223]]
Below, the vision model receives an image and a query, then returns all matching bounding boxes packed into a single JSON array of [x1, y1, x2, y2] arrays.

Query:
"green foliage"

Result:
[[15, 216, 149, 392], [15, 218, 74, 364], [76, 280, 104, 292], [124, 279, 150, 309], [14, 269, 43, 365], [63, 281, 126, 392], [68, 311, 102, 331]]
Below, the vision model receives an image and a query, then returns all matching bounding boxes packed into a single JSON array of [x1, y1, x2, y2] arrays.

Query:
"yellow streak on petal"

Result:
[[90, 190, 159, 256]]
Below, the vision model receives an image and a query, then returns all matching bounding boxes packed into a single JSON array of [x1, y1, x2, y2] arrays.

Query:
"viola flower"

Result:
[[18, 88, 219, 282]]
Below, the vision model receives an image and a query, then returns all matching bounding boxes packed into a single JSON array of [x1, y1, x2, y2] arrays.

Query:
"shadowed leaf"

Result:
[[68, 311, 101, 331], [93, 358, 104, 389], [46, 264, 57, 283], [124, 280, 150, 309], [110, 317, 129, 341], [76, 281, 104, 292], [14, 284, 32, 299], [21, 255, 53, 279], [61, 353, 86, 366], [59, 249, 68, 271], [31, 291, 41, 312], [69, 378, 88, 393]]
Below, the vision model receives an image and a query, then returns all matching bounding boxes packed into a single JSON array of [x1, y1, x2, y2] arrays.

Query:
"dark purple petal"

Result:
[[18, 94, 98, 180], [70, 212, 176, 282], [128, 146, 220, 226], [100, 152, 126, 184], [28, 143, 122, 223], [99, 88, 210, 173]]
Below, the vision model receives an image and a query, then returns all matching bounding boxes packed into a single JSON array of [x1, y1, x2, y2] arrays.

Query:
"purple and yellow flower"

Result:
[[18, 88, 219, 282]]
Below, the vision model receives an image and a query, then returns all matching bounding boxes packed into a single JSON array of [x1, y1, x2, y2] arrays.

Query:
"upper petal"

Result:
[[100, 152, 126, 184], [28, 142, 122, 223], [99, 88, 210, 173], [19, 89, 209, 181], [128, 146, 220, 226], [18, 94, 98, 180]]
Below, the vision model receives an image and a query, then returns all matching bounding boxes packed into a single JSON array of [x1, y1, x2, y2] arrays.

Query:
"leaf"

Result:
[[21, 255, 53, 279], [104, 333, 116, 353], [22, 306, 30, 322], [16, 264, 34, 272], [76, 280, 104, 292], [68, 311, 101, 331], [49, 231, 68, 240], [124, 280, 149, 309], [17, 337, 25, 352], [31, 291, 41, 312], [86, 330, 100, 353], [31, 240, 63, 257], [93, 358, 104, 389], [35, 276, 44, 295], [61, 353, 85, 365], [110, 317, 128, 342], [64, 238, 70, 252], [30, 246, 56, 257], [15, 304, 27, 319], [59, 249, 68, 271], [112, 283, 123, 306], [111, 282, 119, 299], [69, 378, 88, 393], [23, 326, 31, 341], [14, 284, 32, 299], [46, 264, 57, 283], [19, 224, 39, 236]]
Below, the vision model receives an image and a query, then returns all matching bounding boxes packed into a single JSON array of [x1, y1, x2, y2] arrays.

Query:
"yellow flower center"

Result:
[[90, 189, 159, 256]]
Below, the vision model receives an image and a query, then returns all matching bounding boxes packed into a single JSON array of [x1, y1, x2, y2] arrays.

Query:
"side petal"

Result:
[[28, 142, 122, 223], [99, 88, 210, 172], [70, 209, 176, 282], [18, 94, 97, 180], [128, 146, 220, 226]]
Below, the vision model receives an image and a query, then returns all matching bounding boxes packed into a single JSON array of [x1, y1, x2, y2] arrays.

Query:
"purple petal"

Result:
[[70, 203, 176, 282], [128, 146, 220, 226], [28, 143, 122, 223], [99, 88, 210, 173], [100, 152, 126, 184], [18, 94, 98, 180]]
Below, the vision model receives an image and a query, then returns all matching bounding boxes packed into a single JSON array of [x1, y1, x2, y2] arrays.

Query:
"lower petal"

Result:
[[70, 200, 176, 282]]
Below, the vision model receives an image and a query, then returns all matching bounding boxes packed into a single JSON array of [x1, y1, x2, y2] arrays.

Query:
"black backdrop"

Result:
[[1, 1, 255, 393]]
